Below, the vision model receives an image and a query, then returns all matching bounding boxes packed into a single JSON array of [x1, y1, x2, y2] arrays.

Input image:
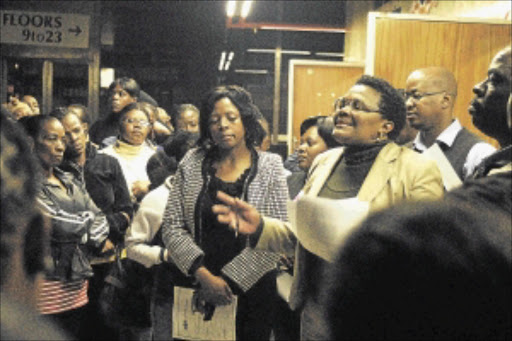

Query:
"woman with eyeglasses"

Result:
[[211, 75, 444, 340], [100, 102, 156, 204], [160, 85, 289, 340]]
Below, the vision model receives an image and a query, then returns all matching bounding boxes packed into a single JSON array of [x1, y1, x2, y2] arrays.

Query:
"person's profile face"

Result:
[[404, 72, 445, 131], [111, 84, 136, 113], [332, 85, 391, 146], [61, 113, 87, 159], [23, 96, 40, 115], [12, 103, 33, 120], [297, 125, 328, 170], [35, 119, 66, 169], [157, 108, 173, 131], [469, 51, 511, 138]]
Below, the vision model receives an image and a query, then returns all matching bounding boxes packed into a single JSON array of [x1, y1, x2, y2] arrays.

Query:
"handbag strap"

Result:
[[104, 245, 127, 289]]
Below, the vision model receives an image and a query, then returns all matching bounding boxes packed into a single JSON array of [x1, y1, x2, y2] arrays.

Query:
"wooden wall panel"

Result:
[[372, 17, 510, 147], [289, 63, 364, 152]]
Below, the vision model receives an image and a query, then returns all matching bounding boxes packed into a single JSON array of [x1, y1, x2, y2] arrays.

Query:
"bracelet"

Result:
[[159, 248, 166, 262]]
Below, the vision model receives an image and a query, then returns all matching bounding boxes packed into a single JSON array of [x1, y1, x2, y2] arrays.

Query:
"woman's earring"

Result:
[[376, 131, 386, 143]]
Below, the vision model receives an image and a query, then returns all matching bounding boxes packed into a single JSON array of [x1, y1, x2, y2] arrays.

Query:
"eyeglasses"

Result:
[[334, 97, 381, 114], [123, 118, 151, 127], [404, 91, 445, 101]]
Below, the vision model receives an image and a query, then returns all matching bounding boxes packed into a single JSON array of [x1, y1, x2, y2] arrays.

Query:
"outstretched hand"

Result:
[[212, 191, 261, 235]]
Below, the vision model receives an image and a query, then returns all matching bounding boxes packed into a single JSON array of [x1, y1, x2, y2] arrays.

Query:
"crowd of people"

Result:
[[1, 45, 510, 341]]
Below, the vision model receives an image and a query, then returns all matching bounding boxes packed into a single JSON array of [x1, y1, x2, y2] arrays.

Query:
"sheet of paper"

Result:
[[288, 197, 369, 262], [172, 287, 237, 341], [422, 143, 462, 191], [276, 272, 293, 303]]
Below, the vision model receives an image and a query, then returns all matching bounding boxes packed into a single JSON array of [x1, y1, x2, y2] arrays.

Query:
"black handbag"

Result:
[[99, 246, 153, 328]]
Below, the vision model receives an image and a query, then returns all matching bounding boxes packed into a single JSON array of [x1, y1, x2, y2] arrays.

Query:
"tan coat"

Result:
[[256, 142, 444, 310]]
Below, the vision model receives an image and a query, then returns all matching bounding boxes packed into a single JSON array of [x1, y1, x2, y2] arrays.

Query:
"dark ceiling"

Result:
[[101, 1, 347, 105]]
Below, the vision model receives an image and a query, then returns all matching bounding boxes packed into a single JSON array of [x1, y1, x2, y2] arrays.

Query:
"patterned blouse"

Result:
[[161, 147, 289, 292]]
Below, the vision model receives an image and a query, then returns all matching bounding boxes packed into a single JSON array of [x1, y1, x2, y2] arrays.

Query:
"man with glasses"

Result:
[[405, 67, 495, 180]]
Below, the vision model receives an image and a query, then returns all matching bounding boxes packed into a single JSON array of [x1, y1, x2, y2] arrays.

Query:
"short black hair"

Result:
[[324, 200, 511, 340], [355, 75, 406, 140], [138, 101, 157, 123], [118, 102, 152, 130], [48, 107, 72, 121], [147, 130, 199, 188], [19, 115, 59, 141], [198, 85, 265, 150], [171, 104, 199, 131], [108, 77, 140, 100], [138, 90, 158, 107], [163, 130, 199, 162], [300, 115, 338, 148], [68, 104, 91, 125]]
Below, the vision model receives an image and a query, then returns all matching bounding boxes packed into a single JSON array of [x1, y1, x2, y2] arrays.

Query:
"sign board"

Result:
[[1, 10, 90, 48]]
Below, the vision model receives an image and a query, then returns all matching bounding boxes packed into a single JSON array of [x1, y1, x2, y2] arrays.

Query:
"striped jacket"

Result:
[[36, 168, 109, 280], [161, 147, 289, 292]]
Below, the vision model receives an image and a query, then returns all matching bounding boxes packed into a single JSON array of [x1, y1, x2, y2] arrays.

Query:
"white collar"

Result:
[[413, 119, 462, 151]]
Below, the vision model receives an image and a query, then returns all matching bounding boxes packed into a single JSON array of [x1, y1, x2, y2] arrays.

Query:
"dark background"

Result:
[[101, 0, 347, 132]]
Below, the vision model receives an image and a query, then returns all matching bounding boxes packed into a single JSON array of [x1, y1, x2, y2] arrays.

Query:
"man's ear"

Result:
[[441, 93, 453, 109]]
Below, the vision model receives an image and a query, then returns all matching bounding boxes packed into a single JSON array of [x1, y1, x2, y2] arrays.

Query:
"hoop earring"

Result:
[[375, 131, 386, 143]]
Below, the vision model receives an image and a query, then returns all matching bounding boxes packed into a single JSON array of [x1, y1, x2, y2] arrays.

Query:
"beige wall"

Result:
[[370, 16, 510, 147], [344, 1, 375, 63], [378, 1, 511, 19], [344, 1, 511, 63], [288, 62, 364, 153]]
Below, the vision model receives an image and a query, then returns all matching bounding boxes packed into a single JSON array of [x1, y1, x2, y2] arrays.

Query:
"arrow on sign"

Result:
[[68, 26, 82, 36]]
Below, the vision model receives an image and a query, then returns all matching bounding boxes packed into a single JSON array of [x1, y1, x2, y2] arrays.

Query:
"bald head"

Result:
[[11, 102, 33, 120], [409, 67, 458, 98], [405, 67, 458, 137], [490, 46, 511, 77], [22, 95, 40, 116]]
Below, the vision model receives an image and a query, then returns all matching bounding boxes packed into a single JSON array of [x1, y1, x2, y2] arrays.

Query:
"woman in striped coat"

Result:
[[161, 85, 290, 340]]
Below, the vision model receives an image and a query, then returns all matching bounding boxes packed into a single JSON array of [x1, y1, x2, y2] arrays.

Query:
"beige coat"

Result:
[[256, 142, 444, 310]]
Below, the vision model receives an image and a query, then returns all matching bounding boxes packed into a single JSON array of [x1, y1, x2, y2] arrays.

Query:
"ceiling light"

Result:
[[315, 52, 344, 57], [228, 51, 234, 61], [219, 51, 226, 71], [224, 60, 231, 71], [247, 48, 275, 54], [241, 1, 252, 19], [282, 50, 311, 55], [234, 69, 268, 74], [246, 48, 311, 55], [226, 1, 236, 18]]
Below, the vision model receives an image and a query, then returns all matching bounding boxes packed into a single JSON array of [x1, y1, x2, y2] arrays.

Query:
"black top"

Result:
[[60, 142, 133, 243], [199, 166, 250, 275], [89, 113, 119, 148], [287, 170, 307, 199], [438, 127, 483, 179], [309, 142, 386, 299]]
